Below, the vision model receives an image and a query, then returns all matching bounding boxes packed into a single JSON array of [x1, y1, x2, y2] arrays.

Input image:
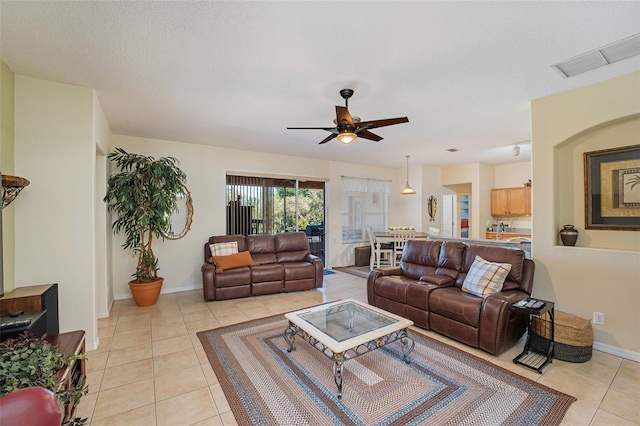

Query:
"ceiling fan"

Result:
[[287, 89, 409, 145]]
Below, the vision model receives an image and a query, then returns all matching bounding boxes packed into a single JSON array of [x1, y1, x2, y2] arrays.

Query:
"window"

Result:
[[342, 177, 390, 243], [226, 174, 326, 260]]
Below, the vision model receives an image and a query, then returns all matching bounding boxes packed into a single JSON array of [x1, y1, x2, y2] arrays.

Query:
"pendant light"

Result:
[[400, 155, 416, 195]]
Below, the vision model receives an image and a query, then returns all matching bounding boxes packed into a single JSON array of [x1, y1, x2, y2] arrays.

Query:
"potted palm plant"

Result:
[[104, 148, 187, 306]]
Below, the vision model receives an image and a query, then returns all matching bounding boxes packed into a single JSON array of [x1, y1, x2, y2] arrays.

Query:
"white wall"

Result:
[[93, 93, 112, 319], [493, 161, 533, 231], [440, 162, 495, 239], [1, 60, 16, 293], [532, 71, 640, 360], [14, 76, 98, 350], [390, 164, 423, 229], [110, 135, 407, 299], [494, 161, 531, 188], [420, 165, 444, 233]]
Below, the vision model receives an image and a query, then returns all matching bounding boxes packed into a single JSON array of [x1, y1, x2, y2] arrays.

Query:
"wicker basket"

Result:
[[531, 311, 593, 363]]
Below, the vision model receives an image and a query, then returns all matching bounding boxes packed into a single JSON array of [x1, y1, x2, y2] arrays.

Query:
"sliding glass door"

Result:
[[226, 175, 325, 261]]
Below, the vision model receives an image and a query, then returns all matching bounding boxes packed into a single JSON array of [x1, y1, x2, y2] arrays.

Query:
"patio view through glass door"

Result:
[[226, 175, 325, 262]]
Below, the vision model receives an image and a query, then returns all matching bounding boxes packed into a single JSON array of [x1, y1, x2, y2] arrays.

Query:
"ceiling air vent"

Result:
[[552, 33, 640, 78]]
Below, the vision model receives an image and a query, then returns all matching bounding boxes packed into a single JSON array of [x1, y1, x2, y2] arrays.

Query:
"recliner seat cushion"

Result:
[[373, 276, 413, 303], [429, 287, 482, 327], [246, 234, 278, 264], [282, 262, 315, 280], [250, 264, 284, 283], [275, 232, 310, 262], [462, 245, 524, 285], [213, 267, 251, 288], [206, 235, 247, 261]]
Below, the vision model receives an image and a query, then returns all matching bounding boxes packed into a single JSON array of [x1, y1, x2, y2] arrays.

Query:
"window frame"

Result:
[[341, 177, 390, 243]]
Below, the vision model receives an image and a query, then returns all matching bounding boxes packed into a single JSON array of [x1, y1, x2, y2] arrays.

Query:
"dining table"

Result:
[[372, 231, 429, 244]]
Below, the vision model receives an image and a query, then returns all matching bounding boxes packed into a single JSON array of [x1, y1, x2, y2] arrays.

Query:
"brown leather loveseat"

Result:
[[202, 232, 323, 301], [367, 239, 534, 355]]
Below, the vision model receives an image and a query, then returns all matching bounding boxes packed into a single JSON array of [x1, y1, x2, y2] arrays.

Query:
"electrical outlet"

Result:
[[593, 312, 605, 326]]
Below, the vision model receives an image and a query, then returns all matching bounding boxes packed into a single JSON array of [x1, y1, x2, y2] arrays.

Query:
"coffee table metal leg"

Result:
[[401, 333, 415, 364], [283, 323, 297, 352], [333, 358, 344, 399]]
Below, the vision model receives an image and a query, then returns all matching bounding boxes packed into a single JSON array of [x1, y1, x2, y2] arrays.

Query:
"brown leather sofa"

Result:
[[202, 232, 323, 301], [367, 239, 535, 355]]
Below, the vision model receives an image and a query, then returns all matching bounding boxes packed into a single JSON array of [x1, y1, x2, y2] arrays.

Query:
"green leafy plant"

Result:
[[104, 148, 187, 282], [0, 333, 88, 425], [626, 174, 640, 190]]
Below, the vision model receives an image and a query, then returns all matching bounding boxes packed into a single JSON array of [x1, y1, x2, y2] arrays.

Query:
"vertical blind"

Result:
[[226, 175, 274, 235], [226, 175, 326, 236]]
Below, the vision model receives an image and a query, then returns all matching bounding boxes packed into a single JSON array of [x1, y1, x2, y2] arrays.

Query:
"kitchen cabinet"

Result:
[[485, 232, 531, 241], [491, 187, 531, 216]]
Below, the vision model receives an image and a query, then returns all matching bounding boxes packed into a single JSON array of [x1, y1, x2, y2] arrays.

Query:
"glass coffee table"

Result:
[[283, 298, 414, 399]]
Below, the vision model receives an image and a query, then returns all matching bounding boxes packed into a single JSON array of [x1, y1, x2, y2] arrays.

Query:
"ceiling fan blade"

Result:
[[336, 106, 355, 127], [287, 127, 336, 131], [357, 117, 409, 129], [357, 129, 383, 142], [319, 134, 337, 145]]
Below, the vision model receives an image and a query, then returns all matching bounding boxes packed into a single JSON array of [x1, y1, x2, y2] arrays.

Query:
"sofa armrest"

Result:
[[479, 290, 530, 354], [419, 274, 454, 286], [366, 267, 403, 304], [304, 254, 324, 288], [377, 266, 402, 276], [201, 263, 217, 301], [486, 290, 529, 305]]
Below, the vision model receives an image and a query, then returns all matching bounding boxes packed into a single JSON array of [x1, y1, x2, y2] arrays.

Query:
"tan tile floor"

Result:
[[79, 271, 640, 425]]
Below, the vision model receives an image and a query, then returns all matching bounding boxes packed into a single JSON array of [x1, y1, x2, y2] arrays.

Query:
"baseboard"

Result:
[[113, 283, 200, 301], [593, 341, 640, 362], [97, 299, 114, 319]]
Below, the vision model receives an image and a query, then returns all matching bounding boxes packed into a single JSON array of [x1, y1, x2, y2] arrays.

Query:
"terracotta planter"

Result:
[[129, 278, 164, 307]]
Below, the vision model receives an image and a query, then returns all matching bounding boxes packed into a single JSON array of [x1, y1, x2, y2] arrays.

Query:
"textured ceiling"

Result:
[[1, 1, 639, 168]]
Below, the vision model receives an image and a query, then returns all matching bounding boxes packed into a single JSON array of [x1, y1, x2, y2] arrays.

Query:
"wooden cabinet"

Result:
[[485, 232, 530, 240], [46, 331, 86, 423], [0, 283, 59, 336], [491, 187, 531, 216]]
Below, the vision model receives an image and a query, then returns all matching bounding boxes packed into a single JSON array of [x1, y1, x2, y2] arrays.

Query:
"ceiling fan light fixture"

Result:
[[337, 132, 357, 144], [401, 155, 416, 195]]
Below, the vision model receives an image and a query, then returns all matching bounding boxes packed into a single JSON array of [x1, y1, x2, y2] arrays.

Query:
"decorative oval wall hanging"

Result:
[[427, 195, 437, 222]]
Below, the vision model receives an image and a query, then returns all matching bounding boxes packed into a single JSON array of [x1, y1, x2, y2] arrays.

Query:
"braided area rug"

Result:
[[197, 314, 575, 426]]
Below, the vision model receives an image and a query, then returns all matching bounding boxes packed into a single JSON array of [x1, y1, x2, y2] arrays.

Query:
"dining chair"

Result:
[[392, 230, 415, 264], [367, 227, 394, 270], [428, 227, 441, 236]]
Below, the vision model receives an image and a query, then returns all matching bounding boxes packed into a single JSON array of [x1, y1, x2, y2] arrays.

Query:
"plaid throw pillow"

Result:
[[462, 255, 512, 298], [210, 241, 238, 257]]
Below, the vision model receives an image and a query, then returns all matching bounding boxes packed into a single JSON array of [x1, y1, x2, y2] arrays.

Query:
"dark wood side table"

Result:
[[513, 300, 554, 373], [46, 330, 86, 423]]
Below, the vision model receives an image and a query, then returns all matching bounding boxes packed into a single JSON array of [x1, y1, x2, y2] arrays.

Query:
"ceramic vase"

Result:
[[559, 225, 578, 246]]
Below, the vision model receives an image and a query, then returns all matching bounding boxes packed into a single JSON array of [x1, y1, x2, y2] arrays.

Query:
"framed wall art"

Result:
[[584, 144, 640, 230]]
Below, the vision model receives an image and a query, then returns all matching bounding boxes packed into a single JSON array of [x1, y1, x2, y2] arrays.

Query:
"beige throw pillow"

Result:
[[210, 241, 238, 257], [462, 255, 512, 298]]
